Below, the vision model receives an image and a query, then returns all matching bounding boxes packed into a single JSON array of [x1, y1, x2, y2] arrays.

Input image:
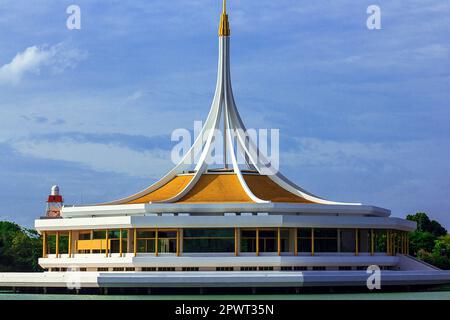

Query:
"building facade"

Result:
[[35, 1, 417, 274]]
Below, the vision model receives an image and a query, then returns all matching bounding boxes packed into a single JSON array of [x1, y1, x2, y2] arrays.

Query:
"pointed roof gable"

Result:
[[93, 2, 360, 208]]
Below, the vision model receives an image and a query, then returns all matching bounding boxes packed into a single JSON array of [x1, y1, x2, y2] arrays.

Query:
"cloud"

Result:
[[0, 42, 87, 85], [20, 114, 48, 124], [0, 0, 449, 229], [28, 131, 173, 152], [125, 90, 145, 102], [282, 137, 450, 174], [0, 46, 49, 85], [280, 137, 450, 225], [0, 142, 152, 226], [11, 137, 172, 178]]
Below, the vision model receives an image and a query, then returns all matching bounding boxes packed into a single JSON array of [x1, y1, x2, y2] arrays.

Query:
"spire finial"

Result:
[[218, 0, 230, 36]]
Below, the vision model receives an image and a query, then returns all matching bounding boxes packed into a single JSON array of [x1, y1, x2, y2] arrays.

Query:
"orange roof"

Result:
[[178, 174, 253, 203], [244, 175, 313, 203], [123, 172, 313, 204], [126, 175, 193, 204]]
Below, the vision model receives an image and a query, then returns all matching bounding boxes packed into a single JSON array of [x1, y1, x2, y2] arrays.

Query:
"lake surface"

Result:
[[1, 291, 450, 300]]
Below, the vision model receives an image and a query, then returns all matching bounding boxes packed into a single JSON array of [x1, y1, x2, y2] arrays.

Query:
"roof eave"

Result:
[[60, 202, 390, 218]]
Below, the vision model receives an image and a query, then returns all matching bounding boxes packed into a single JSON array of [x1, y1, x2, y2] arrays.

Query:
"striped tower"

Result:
[[46, 185, 63, 217]]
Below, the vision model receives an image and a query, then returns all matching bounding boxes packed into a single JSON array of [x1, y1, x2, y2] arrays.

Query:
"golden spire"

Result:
[[218, 0, 230, 36]]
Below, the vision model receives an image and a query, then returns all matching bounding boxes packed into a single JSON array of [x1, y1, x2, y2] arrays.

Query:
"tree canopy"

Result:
[[0, 221, 42, 272], [406, 212, 447, 236], [407, 213, 450, 269]]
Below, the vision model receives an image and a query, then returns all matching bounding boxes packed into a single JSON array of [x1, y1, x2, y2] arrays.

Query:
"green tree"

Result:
[[430, 220, 448, 237], [406, 212, 447, 236], [408, 231, 436, 255], [433, 234, 450, 258], [0, 221, 42, 272], [406, 213, 450, 270]]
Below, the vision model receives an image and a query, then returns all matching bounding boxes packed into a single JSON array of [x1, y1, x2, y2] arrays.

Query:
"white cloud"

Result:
[[0, 42, 87, 85], [125, 90, 145, 102], [278, 137, 450, 224], [282, 137, 394, 168], [0, 46, 49, 85], [11, 139, 172, 178]]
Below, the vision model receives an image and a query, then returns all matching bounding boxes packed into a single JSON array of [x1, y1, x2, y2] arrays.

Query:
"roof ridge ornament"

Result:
[[218, 0, 230, 37]]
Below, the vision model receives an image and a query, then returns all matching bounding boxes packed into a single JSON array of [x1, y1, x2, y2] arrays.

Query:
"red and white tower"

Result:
[[45, 185, 63, 217]]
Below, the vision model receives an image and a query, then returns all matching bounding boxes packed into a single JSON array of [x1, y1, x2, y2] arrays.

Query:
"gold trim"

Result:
[[405, 233, 407, 254], [391, 231, 394, 255], [277, 227, 281, 256], [387, 230, 392, 256], [119, 228, 123, 257], [311, 228, 315, 256], [234, 227, 238, 256], [55, 231, 59, 258], [155, 228, 159, 257], [392, 231, 397, 256], [400, 232, 405, 254], [256, 228, 260, 256], [407, 234, 410, 255], [105, 229, 109, 257], [42, 232, 47, 258], [294, 228, 298, 256], [133, 228, 137, 257], [68, 231, 72, 258], [176, 229, 180, 257], [370, 229, 374, 256], [218, 0, 230, 36], [404, 233, 407, 254], [386, 230, 390, 255]]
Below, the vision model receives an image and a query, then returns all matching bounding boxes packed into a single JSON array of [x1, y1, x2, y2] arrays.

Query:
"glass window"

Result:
[[280, 229, 290, 252], [158, 231, 177, 238], [137, 229, 156, 253], [184, 229, 234, 238], [46, 233, 57, 254], [358, 229, 370, 253], [93, 230, 106, 239], [157, 230, 177, 253], [78, 230, 127, 254], [58, 233, 69, 254], [374, 229, 387, 252], [183, 228, 234, 253], [314, 229, 338, 252], [78, 232, 91, 240], [137, 230, 156, 238], [240, 229, 256, 253], [136, 229, 177, 253], [297, 228, 312, 253], [340, 229, 356, 253], [108, 229, 127, 254], [393, 231, 402, 254], [259, 229, 277, 252], [46, 232, 69, 254]]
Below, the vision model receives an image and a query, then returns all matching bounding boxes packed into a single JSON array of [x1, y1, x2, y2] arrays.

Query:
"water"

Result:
[[1, 291, 450, 300]]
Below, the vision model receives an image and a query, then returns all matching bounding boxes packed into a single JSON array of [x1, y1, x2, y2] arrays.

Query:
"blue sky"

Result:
[[0, 0, 449, 228]]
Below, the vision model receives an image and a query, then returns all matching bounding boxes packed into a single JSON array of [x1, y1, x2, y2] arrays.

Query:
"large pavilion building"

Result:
[[5, 1, 445, 290]]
